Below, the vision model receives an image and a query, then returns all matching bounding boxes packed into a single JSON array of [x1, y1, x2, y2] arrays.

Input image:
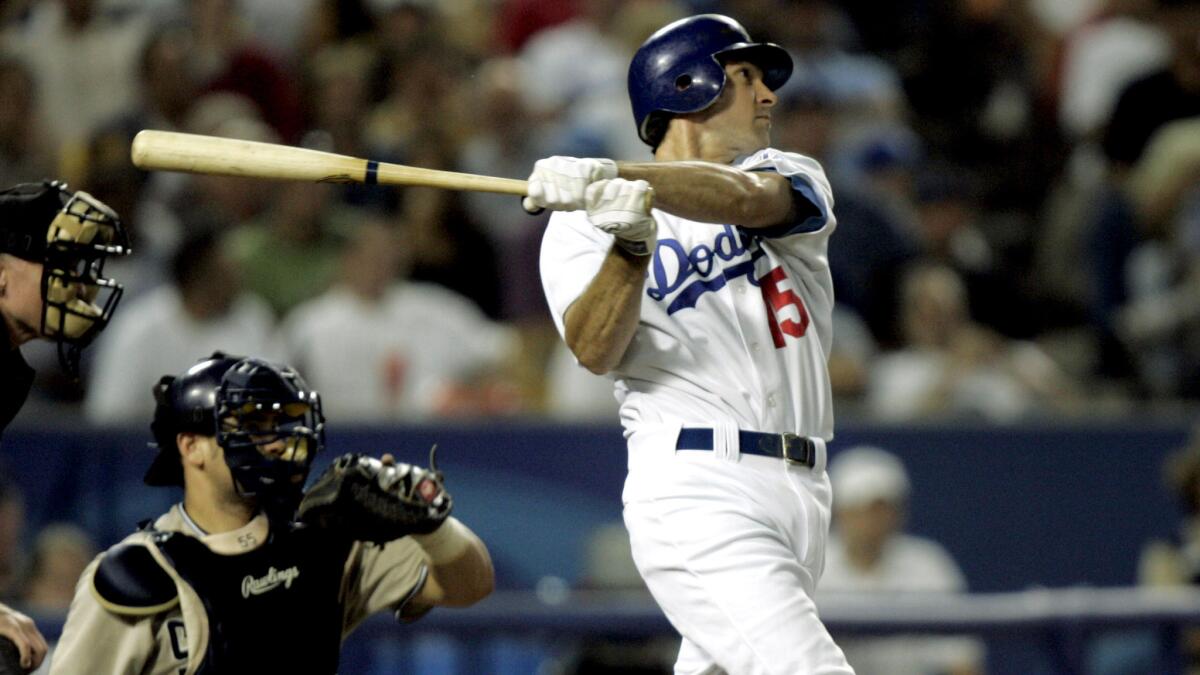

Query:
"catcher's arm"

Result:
[[298, 450, 494, 611], [406, 516, 494, 610]]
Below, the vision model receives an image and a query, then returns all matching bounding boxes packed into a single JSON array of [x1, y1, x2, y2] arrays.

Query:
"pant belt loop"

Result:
[[713, 423, 739, 462], [810, 437, 827, 474]]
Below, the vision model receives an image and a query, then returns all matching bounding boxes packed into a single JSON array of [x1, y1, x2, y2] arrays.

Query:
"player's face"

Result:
[[701, 60, 777, 153], [222, 406, 314, 485], [0, 255, 46, 347]]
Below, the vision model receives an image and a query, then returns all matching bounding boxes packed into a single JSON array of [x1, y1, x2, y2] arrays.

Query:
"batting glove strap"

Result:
[[523, 156, 618, 212], [585, 179, 657, 256]]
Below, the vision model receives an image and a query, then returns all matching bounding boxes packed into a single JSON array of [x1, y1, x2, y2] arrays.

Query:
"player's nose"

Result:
[[759, 82, 777, 108], [259, 438, 287, 457]]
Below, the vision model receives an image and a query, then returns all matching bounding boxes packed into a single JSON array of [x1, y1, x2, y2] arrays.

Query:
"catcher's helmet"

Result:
[[0, 181, 130, 375], [147, 352, 325, 517], [628, 14, 793, 147]]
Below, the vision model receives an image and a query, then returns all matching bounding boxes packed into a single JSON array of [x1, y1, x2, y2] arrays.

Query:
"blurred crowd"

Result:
[[2, 0, 1200, 426]]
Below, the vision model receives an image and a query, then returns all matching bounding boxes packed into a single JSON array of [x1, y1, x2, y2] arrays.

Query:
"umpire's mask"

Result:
[[0, 181, 130, 375]]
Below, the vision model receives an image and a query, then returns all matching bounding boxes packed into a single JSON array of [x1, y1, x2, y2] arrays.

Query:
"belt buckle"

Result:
[[779, 433, 806, 465]]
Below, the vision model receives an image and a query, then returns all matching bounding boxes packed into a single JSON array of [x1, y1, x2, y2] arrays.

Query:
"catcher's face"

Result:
[[217, 404, 321, 520], [221, 406, 315, 478], [219, 401, 316, 485]]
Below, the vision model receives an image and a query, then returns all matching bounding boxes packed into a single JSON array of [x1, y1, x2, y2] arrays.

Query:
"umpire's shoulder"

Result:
[[90, 533, 179, 616]]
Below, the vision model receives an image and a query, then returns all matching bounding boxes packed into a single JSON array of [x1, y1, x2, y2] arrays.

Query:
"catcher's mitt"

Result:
[[297, 447, 452, 543]]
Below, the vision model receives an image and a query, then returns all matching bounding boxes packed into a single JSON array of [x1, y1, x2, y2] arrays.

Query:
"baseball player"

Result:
[[50, 352, 493, 674], [533, 14, 854, 674], [0, 180, 129, 673]]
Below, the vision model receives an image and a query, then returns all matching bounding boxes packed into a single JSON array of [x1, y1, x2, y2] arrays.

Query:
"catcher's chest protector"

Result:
[[155, 525, 355, 674]]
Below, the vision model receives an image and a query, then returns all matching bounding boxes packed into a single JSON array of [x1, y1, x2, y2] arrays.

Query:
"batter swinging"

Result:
[[532, 14, 854, 675]]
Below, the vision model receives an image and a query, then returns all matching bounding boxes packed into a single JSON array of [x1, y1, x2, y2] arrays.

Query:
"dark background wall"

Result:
[[2, 421, 1189, 592]]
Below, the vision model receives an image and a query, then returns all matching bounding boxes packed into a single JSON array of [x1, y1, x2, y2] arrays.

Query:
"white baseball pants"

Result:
[[622, 426, 854, 675]]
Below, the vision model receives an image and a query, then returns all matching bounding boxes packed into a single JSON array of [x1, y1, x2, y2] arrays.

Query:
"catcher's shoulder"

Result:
[[90, 533, 180, 616]]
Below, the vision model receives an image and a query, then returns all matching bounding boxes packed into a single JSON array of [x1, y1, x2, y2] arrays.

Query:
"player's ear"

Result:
[[177, 432, 205, 469]]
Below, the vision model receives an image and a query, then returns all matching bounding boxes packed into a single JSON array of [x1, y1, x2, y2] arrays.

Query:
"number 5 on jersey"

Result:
[[759, 266, 810, 348]]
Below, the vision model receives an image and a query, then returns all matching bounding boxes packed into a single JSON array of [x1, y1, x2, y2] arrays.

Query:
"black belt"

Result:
[[676, 428, 817, 468]]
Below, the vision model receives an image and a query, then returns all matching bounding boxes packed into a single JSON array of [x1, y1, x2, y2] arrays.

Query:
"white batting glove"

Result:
[[523, 156, 618, 212], [585, 179, 656, 256]]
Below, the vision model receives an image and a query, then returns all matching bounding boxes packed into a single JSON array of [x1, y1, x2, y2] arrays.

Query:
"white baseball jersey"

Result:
[[540, 148, 853, 675], [540, 148, 837, 439]]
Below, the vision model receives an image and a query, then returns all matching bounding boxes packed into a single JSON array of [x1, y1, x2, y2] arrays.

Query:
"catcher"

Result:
[[49, 352, 494, 674]]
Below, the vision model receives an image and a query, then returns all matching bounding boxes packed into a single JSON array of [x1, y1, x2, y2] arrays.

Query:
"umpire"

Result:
[[1, 181, 130, 427], [0, 181, 129, 671]]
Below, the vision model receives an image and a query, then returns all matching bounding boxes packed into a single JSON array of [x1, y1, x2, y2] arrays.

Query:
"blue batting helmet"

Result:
[[628, 14, 793, 147]]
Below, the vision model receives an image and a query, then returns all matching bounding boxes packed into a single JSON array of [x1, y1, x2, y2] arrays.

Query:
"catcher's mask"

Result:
[[147, 352, 325, 518], [0, 181, 130, 375]]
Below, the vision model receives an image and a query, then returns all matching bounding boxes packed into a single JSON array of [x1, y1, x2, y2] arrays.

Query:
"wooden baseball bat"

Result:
[[131, 130, 530, 196], [131, 130, 655, 212]]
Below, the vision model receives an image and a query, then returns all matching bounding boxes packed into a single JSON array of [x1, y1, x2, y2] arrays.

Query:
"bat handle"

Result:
[[0, 637, 28, 675]]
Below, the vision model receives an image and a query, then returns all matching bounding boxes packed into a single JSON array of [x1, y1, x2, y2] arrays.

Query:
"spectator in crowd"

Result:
[[1139, 428, 1200, 670], [1110, 117, 1200, 396], [516, 0, 672, 161], [1055, 0, 1168, 142], [772, 0, 907, 122], [296, 0, 376, 63], [820, 445, 985, 675], [867, 263, 1078, 421], [1103, 0, 1200, 168], [178, 93, 280, 231], [397, 140, 504, 319], [1, 0, 151, 160], [85, 229, 281, 423], [494, 0, 578, 53], [226, 180, 355, 318], [283, 221, 519, 421], [543, 341, 620, 421], [563, 522, 673, 674], [460, 57, 554, 320], [187, 0, 304, 143], [0, 477, 25, 603], [20, 523, 95, 614], [300, 43, 397, 214], [365, 37, 471, 162], [0, 58, 54, 188], [1081, 0, 1200, 395]]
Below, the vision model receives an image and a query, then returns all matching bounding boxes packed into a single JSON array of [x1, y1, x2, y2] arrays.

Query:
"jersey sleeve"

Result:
[[340, 538, 429, 634], [538, 211, 615, 337], [50, 558, 159, 674], [738, 148, 836, 238]]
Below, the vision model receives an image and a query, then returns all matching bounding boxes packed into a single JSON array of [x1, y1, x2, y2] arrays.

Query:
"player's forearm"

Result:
[[617, 160, 792, 227], [413, 518, 494, 606], [426, 540, 494, 606], [563, 245, 650, 374]]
